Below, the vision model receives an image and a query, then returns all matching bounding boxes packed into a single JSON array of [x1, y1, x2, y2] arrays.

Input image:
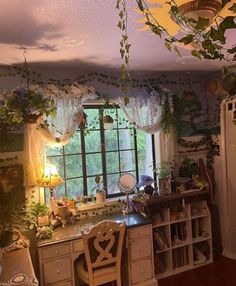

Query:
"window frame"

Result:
[[46, 104, 156, 199]]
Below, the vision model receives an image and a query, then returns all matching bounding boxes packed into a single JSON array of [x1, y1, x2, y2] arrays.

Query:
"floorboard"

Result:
[[158, 255, 236, 286]]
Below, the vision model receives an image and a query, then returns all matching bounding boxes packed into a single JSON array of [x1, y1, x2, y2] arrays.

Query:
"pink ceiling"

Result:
[[0, 0, 235, 72]]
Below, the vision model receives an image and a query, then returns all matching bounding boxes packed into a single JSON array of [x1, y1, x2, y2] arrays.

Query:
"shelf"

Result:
[[152, 221, 169, 228], [193, 236, 210, 244], [191, 213, 209, 219], [170, 218, 190, 224], [171, 241, 191, 249], [148, 199, 213, 279]]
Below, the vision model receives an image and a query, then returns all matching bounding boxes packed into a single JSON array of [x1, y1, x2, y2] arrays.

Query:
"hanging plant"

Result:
[[116, 0, 131, 92], [135, 0, 236, 62]]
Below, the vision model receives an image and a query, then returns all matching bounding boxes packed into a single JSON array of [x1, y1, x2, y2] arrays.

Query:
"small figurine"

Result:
[[138, 175, 155, 196]]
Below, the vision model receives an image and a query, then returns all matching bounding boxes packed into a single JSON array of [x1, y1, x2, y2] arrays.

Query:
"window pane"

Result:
[[117, 109, 131, 128], [54, 184, 66, 199], [86, 109, 100, 130], [87, 176, 104, 197], [66, 178, 83, 198], [47, 156, 65, 179], [85, 130, 101, 153], [107, 173, 121, 195], [119, 129, 134, 150], [86, 153, 102, 176], [46, 146, 63, 156], [64, 132, 81, 154], [120, 150, 135, 172], [106, 152, 119, 174], [105, 129, 118, 151], [65, 155, 83, 178], [137, 130, 154, 177]]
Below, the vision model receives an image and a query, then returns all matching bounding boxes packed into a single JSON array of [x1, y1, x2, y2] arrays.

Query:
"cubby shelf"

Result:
[[151, 200, 213, 279]]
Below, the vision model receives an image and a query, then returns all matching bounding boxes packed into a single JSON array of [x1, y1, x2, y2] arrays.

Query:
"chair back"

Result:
[[81, 220, 125, 282]]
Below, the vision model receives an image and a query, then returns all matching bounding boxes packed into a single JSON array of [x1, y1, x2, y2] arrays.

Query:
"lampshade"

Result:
[[103, 115, 114, 130], [38, 164, 64, 188]]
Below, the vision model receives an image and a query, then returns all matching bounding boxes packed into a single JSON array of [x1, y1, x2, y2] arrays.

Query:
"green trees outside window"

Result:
[[46, 106, 155, 200]]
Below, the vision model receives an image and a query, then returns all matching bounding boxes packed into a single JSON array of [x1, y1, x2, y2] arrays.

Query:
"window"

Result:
[[46, 106, 155, 199]]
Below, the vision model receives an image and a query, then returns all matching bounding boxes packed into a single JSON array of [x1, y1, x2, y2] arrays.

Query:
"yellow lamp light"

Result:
[[38, 164, 64, 198]]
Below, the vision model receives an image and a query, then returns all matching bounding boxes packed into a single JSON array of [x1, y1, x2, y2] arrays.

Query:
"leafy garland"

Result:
[[178, 135, 217, 171], [116, 0, 236, 82]]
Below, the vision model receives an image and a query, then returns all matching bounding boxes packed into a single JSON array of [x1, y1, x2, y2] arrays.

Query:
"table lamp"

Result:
[[37, 164, 64, 199]]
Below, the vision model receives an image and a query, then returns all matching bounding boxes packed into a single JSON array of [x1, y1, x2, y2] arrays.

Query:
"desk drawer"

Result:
[[130, 237, 151, 260], [51, 280, 72, 286], [128, 225, 150, 240], [41, 243, 70, 260], [72, 239, 84, 253], [43, 256, 72, 284], [131, 258, 153, 284]]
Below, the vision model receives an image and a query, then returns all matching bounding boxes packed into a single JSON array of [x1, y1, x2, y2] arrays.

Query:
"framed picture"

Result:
[[0, 164, 24, 194], [158, 178, 171, 195]]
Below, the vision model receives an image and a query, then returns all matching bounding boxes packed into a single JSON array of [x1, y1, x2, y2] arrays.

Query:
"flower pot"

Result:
[[96, 191, 105, 203]]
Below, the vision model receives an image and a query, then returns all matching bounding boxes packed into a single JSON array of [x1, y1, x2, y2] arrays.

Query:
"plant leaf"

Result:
[[229, 3, 236, 13]]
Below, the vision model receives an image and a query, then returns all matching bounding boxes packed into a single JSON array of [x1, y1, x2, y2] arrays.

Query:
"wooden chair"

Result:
[[76, 220, 126, 286]]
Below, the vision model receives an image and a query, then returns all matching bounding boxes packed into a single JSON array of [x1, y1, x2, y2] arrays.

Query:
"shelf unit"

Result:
[[152, 199, 213, 279]]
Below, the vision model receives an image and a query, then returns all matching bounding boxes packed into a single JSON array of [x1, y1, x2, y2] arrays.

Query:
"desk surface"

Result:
[[38, 212, 150, 247]]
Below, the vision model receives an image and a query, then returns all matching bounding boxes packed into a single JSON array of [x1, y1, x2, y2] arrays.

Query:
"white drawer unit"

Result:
[[126, 224, 158, 286]]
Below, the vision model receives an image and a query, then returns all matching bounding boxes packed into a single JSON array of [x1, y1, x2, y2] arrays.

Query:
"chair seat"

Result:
[[76, 258, 117, 286]]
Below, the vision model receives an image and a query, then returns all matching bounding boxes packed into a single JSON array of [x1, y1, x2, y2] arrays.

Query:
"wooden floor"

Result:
[[159, 255, 236, 286]]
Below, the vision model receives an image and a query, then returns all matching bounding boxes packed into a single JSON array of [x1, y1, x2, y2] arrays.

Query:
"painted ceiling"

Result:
[[0, 0, 235, 72]]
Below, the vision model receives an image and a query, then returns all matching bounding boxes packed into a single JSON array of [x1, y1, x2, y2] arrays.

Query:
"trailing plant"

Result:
[[27, 202, 50, 230], [116, 0, 131, 92], [154, 161, 171, 178], [135, 0, 236, 62]]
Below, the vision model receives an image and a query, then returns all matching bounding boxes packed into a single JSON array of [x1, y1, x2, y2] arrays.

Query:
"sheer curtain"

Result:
[[24, 84, 96, 187], [118, 88, 166, 134], [219, 98, 236, 259]]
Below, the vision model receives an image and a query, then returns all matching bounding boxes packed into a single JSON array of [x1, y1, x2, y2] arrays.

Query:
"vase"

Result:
[[96, 191, 105, 203]]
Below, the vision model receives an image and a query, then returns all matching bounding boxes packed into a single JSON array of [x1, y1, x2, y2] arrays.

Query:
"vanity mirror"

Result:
[[117, 173, 136, 215]]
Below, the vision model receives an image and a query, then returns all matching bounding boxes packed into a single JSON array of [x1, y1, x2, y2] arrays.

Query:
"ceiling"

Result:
[[0, 0, 235, 73]]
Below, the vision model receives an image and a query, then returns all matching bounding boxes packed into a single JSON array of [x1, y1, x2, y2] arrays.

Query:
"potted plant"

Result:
[[95, 176, 105, 203], [0, 86, 56, 127], [27, 202, 53, 240], [154, 161, 171, 195]]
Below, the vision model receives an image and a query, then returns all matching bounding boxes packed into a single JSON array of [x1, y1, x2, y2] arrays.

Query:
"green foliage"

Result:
[[134, 0, 236, 63], [161, 98, 172, 134], [116, 0, 131, 92], [27, 202, 49, 230], [154, 161, 171, 178]]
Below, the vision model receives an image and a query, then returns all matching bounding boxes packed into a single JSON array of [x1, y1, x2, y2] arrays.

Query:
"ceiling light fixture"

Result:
[[171, 0, 222, 34]]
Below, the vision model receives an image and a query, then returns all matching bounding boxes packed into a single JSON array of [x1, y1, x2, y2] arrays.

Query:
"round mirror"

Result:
[[117, 173, 137, 214], [117, 173, 136, 194]]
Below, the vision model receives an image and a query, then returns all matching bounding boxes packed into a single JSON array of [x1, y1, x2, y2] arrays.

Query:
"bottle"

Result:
[[170, 171, 177, 194]]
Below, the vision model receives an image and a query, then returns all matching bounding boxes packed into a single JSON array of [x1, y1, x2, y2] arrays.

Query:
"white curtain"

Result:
[[37, 98, 84, 147], [24, 123, 45, 188], [24, 85, 96, 187], [219, 98, 236, 259], [118, 90, 163, 134]]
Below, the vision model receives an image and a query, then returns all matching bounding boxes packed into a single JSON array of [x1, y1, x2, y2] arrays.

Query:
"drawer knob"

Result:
[[140, 270, 145, 274], [56, 269, 61, 274], [138, 232, 143, 236]]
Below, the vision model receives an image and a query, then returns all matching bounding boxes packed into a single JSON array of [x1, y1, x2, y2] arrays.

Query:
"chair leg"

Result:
[[116, 277, 122, 286]]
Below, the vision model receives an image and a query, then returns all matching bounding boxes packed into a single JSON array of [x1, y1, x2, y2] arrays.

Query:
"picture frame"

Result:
[[158, 178, 171, 195], [37, 215, 50, 227]]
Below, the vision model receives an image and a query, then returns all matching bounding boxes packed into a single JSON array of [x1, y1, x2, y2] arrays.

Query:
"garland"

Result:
[[178, 135, 216, 171], [116, 0, 236, 83]]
